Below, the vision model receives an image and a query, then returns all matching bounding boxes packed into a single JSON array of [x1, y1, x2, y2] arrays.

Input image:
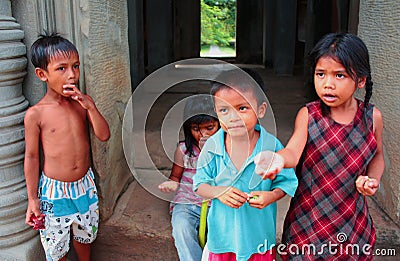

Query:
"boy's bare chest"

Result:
[[225, 133, 259, 171], [226, 143, 255, 171], [39, 104, 87, 137]]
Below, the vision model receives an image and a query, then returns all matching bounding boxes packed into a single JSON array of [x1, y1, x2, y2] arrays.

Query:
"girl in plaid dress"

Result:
[[255, 33, 385, 260]]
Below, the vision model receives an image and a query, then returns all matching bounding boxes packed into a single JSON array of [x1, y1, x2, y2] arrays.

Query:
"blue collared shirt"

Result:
[[193, 125, 298, 260]]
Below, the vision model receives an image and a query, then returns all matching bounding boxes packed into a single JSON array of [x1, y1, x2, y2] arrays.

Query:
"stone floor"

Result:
[[89, 66, 400, 260]]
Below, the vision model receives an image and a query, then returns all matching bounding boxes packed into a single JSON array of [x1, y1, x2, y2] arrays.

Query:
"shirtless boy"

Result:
[[24, 33, 110, 261]]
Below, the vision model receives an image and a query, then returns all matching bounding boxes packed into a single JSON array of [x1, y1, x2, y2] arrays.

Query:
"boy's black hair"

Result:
[[210, 68, 267, 106], [182, 95, 219, 157], [31, 32, 78, 70], [308, 33, 373, 116], [241, 67, 266, 93]]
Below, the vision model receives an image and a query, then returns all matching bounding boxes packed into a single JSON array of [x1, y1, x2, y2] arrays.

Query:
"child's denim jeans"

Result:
[[171, 203, 202, 261]]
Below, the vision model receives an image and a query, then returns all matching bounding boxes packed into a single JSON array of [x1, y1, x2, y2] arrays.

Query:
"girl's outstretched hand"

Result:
[[216, 186, 248, 209], [356, 176, 379, 196], [158, 180, 180, 193], [254, 151, 284, 180]]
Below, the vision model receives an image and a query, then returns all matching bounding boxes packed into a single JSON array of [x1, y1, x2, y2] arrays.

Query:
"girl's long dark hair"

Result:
[[308, 33, 373, 116], [182, 95, 218, 157]]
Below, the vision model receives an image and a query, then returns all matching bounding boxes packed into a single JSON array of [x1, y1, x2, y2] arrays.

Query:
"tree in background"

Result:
[[201, 0, 236, 47]]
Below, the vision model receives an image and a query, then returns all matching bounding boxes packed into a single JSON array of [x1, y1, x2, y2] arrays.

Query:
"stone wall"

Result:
[[80, 0, 133, 220], [358, 1, 400, 223], [12, 0, 133, 221], [11, 0, 46, 105]]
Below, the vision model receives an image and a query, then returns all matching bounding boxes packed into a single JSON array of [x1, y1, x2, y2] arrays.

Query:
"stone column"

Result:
[[173, 0, 200, 60], [127, 0, 145, 90], [146, 0, 174, 73], [0, 0, 43, 259], [236, 0, 264, 64], [273, 0, 297, 75]]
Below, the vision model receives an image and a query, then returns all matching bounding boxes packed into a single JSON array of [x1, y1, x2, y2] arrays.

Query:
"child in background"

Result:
[[255, 33, 385, 260], [24, 33, 110, 261], [193, 69, 298, 261], [159, 95, 219, 261]]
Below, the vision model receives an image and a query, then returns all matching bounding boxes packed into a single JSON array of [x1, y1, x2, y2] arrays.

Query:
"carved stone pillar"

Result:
[[0, 0, 43, 259]]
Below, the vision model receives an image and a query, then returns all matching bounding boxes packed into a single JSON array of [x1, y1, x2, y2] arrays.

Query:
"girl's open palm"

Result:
[[158, 180, 180, 193], [254, 151, 284, 180]]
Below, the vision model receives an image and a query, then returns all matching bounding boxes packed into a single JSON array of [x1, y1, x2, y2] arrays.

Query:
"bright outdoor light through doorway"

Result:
[[200, 0, 236, 58]]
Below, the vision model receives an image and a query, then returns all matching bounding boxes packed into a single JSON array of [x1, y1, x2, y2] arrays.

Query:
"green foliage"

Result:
[[201, 0, 236, 46]]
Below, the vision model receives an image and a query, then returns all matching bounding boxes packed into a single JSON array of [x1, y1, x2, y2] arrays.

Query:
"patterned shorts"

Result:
[[38, 168, 99, 261]]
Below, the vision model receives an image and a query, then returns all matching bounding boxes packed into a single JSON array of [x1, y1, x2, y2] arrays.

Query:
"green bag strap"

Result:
[[198, 200, 209, 249]]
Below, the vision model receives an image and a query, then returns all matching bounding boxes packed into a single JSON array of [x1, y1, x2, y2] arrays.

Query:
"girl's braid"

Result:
[[361, 75, 373, 128], [364, 76, 373, 108]]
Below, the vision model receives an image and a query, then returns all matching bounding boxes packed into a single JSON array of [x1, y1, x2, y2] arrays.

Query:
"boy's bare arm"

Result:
[[24, 108, 42, 224], [63, 84, 110, 141], [86, 97, 110, 141]]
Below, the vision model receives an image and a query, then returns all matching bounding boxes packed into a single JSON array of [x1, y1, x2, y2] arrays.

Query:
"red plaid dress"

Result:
[[281, 100, 377, 261]]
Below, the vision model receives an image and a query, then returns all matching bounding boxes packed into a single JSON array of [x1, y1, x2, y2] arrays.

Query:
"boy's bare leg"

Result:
[[73, 240, 91, 261]]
